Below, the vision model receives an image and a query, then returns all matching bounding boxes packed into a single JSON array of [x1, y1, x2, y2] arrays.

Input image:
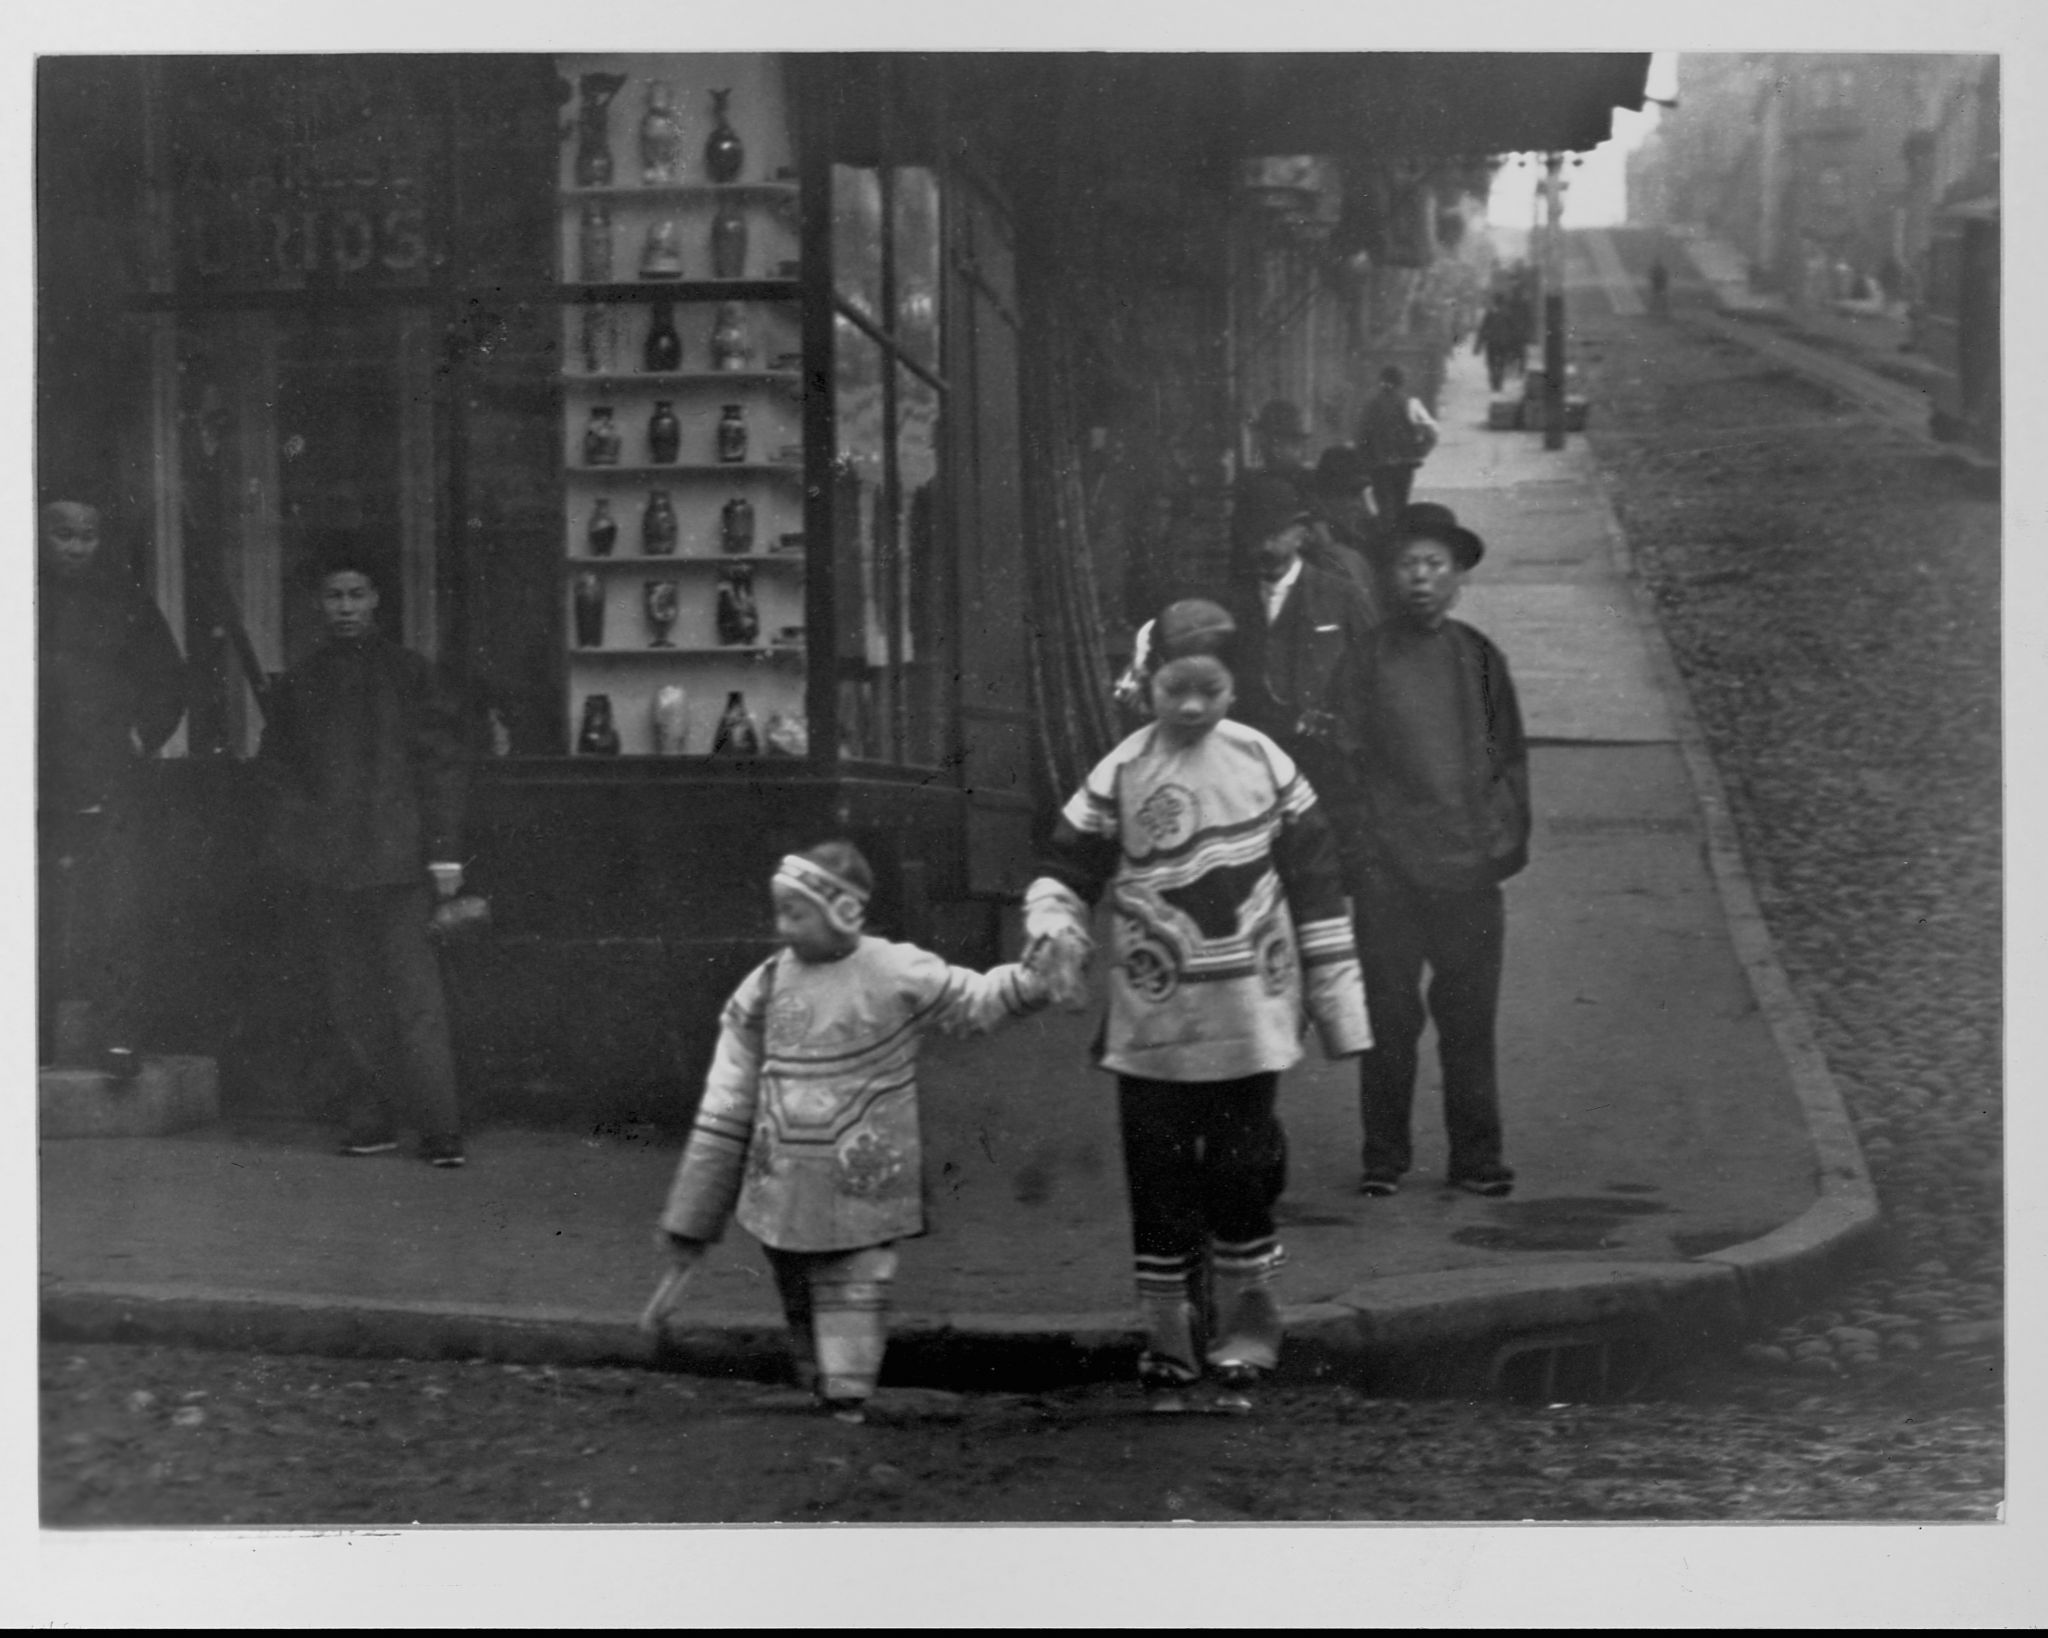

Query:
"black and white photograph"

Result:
[[16, 2, 2035, 1626]]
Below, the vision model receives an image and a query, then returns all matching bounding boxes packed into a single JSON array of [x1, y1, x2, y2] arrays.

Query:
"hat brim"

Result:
[[1395, 523, 1484, 569]]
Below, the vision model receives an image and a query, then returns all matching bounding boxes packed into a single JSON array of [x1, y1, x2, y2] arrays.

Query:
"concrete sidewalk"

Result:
[[39, 347, 1877, 1393]]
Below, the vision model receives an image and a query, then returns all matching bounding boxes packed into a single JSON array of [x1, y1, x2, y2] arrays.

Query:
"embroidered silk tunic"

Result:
[[1032, 718, 1370, 1083], [660, 938, 1046, 1253]]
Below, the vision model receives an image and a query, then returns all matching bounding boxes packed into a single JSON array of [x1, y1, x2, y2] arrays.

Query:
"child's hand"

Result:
[[1024, 928, 1093, 1011], [640, 1238, 707, 1337]]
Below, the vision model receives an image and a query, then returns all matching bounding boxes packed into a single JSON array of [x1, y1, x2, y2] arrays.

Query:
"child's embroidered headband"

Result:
[[773, 854, 869, 935]]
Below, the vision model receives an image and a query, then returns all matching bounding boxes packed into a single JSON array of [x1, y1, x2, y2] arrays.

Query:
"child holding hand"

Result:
[[646, 840, 1051, 1422], [1024, 599, 1371, 1411]]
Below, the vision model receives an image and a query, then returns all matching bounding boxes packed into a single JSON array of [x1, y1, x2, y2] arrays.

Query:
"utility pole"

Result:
[[1542, 151, 1568, 451]]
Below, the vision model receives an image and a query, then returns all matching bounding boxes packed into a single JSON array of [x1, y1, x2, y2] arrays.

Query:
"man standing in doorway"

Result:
[[1355, 366, 1439, 528], [37, 494, 187, 1077], [259, 554, 472, 1167]]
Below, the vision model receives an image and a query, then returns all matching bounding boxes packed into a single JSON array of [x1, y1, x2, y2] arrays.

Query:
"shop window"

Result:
[[831, 161, 950, 769]]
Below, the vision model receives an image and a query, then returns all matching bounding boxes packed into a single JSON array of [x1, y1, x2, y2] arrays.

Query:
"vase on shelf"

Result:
[[586, 498, 618, 557], [640, 218, 684, 280], [573, 72, 628, 188], [710, 302, 750, 370], [578, 201, 613, 283], [716, 565, 759, 645], [712, 689, 761, 756], [583, 406, 622, 466], [709, 196, 748, 279], [577, 693, 622, 755], [652, 684, 689, 755], [641, 488, 678, 555], [647, 400, 680, 464], [642, 299, 682, 372], [639, 80, 685, 185], [644, 579, 680, 648], [704, 88, 744, 184], [720, 495, 755, 554], [763, 711, 809, 758], [717, 403, 749, 464], [573, 573, 606, 647]]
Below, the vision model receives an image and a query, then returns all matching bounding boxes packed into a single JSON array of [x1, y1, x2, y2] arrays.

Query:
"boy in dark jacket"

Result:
[[259, 555, 470, 1166], [1352, 504, 1530, 1200]]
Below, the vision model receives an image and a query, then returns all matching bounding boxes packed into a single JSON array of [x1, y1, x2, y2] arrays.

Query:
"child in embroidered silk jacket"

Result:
[[648, 841, 1051, 1421], [1025, 599, 1371, 1411]]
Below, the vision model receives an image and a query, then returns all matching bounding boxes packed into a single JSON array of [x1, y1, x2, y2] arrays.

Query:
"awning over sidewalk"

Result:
[[859, 53, 1651, 170], [1232, 53, 1652, 159]]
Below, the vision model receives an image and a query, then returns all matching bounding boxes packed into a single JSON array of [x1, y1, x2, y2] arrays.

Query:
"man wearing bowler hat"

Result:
[[1351, 503, 1529, 1199], [1220, 474, 1378, 890]]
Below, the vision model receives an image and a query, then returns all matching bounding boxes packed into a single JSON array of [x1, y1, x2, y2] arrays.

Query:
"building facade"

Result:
[[38, 53, 1646, 1127]]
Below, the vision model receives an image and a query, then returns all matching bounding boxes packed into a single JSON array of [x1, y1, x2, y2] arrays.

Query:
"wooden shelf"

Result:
[[560, 279, 798, 304], [564, 370, 802, 388], [561, 182, 799, 202], [570, 644, 805, 658], [566, 554, 805, 567], [567, 462, 803, 478]]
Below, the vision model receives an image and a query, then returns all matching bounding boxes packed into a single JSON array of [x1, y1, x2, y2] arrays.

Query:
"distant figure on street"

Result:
[[652, 840, 1052, 1423], [258, 553, 471, 1167], [1352, 504, 1529, 1201], [1475, 296, 1521, 393], [1355, 366, 1439, 527], [1648, 257, 1670, 317], [1025, 599, 1370, 1412], [37, 494, 187, 1077]]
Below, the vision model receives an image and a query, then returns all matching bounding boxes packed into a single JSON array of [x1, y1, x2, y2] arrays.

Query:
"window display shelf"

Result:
[[565, 370, 801, 388], [570, 644, 804, 658], [562, 279, 798, 304], [566, 462, 802, 478], [562, 182, 799, 203], [565, 553, 805, 567]]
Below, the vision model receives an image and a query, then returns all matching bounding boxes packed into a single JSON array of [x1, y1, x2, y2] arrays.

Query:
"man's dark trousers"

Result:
[[1355, 873, 1506, 1179], [309, 882, 461, 1142], [1369, 465, 1417, 530]]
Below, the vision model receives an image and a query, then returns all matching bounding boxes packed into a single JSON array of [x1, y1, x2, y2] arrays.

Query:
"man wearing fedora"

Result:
[[1220, 474, 1379, 885], [1351, 503, 1529, 1200]]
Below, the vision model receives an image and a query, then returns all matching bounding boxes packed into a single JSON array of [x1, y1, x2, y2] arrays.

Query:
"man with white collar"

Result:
[[1222, 474, 1378, 887]]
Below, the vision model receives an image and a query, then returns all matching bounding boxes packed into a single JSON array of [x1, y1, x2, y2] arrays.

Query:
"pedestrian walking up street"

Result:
[[1351, 504, 1529, 1200], [1355, 366, 1440, 527], [257, 552, 472, 1168], [1475, 295, 1521, 393], [1027, 599, 1371, 1412]]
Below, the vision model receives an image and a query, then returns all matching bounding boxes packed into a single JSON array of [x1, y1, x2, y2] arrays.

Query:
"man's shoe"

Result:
[[100, 1046, 141, 1085], [421, 1135, 467, 1168], [1359, 1171, 1402, 1198], [1452, 1164, 1515, 1198], [340, 1135, 400, 1157]]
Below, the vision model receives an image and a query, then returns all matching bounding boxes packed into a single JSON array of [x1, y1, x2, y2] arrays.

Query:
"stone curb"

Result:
[[1580, 456, 1883, 1320]]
